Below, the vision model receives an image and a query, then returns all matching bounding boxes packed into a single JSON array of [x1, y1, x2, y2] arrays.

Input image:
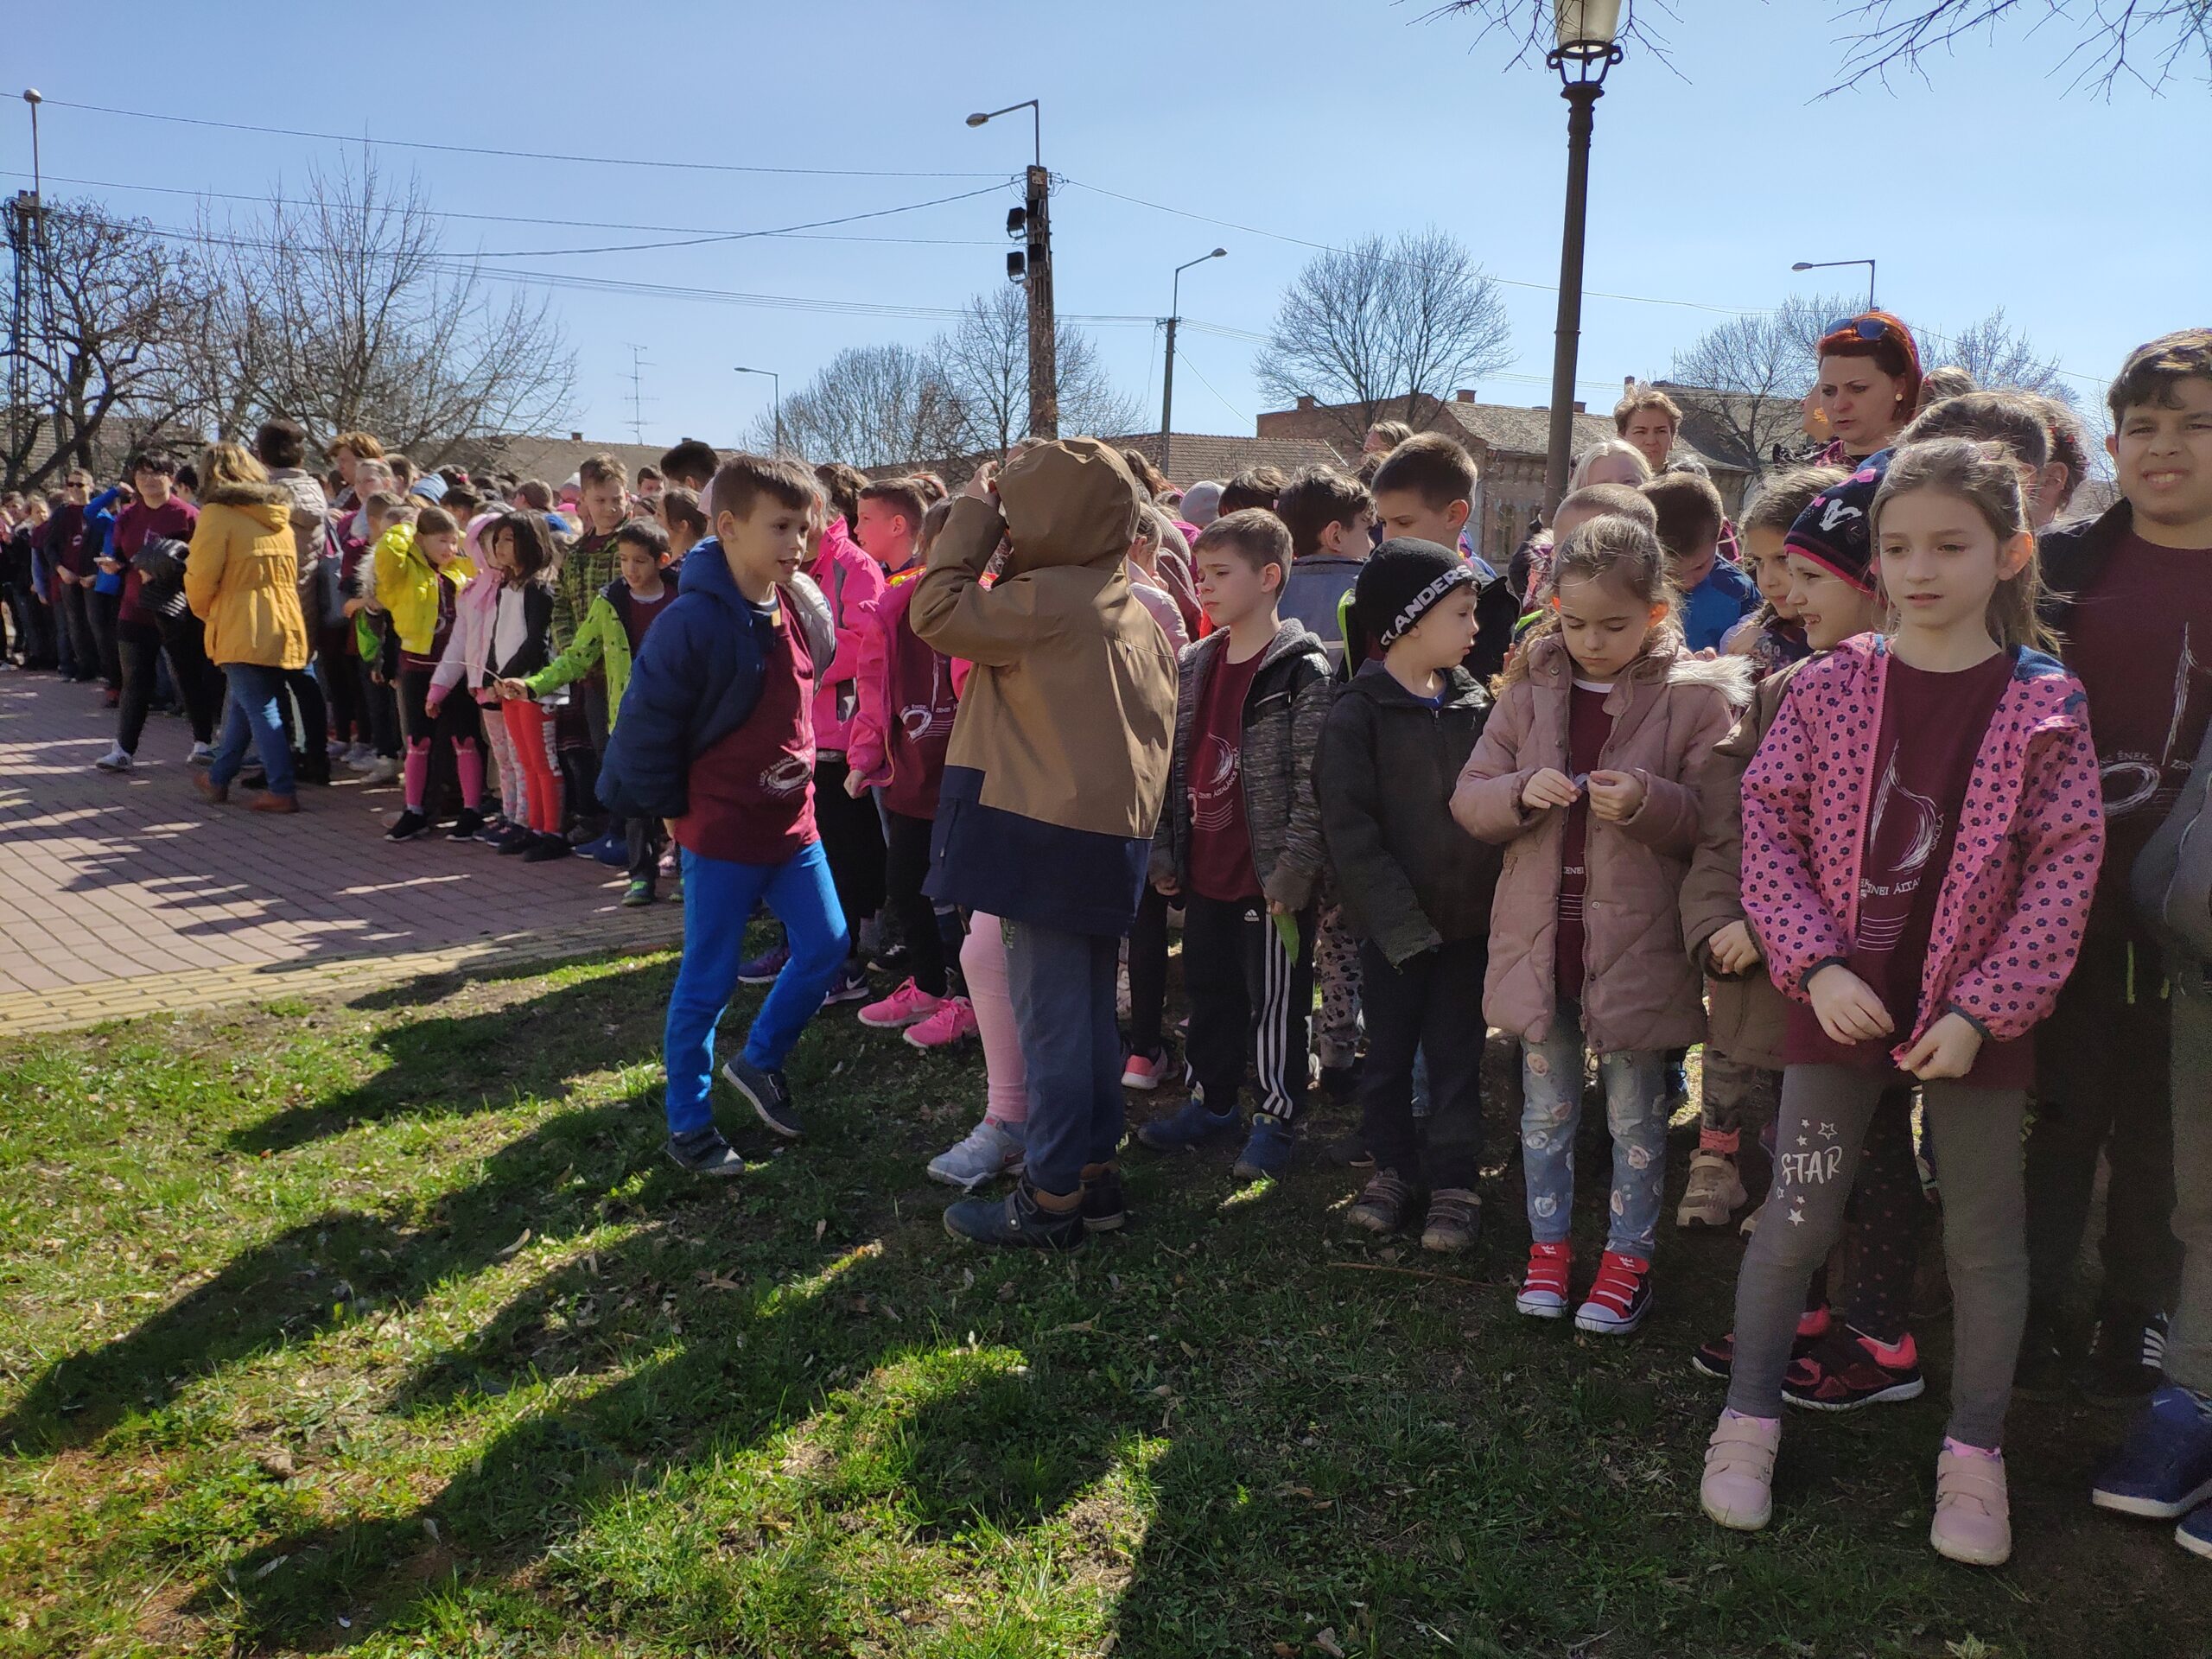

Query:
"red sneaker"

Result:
[[1574, 1250, 1654, 1336], [1516, 1241, 1573, 1319]]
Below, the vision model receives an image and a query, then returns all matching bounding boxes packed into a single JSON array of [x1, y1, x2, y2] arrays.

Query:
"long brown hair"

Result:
[[1500, 512, 1682, 687], [491, 509, 560, 588], [1871, 436, 2053, 653]]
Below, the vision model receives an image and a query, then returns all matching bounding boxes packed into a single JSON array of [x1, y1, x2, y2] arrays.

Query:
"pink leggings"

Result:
[[963, 911, 1027, 1125], [499, 699, 565, 833]]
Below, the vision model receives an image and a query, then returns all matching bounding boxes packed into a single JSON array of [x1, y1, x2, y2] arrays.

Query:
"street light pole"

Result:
[[733, 365, 780, 454], [1541, 3, 1624, 518], [1790, 257, 1878, 314], [1160, 248, 1227, 481], [967, 100, 1057, 439]]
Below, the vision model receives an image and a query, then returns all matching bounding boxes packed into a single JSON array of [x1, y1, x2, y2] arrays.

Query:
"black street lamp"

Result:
[[1160, 247, 1227, 481], [1791, 257, 1878, 314], [1541, 0, 1625, 518]]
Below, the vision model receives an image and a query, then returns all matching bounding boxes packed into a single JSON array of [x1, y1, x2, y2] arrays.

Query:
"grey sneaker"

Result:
[[664, 1126, 746, 1177], [927, 1117, 1027, 1191], [721, 1054, 800, 1138]]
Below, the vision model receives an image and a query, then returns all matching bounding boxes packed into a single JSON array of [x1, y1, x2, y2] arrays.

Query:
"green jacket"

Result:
[[524, 579, 642, 724]]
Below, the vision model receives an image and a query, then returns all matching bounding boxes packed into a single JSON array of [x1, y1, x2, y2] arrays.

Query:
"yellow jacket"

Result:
[[372, 521, 478, 655], [185, 484, 309, 669]]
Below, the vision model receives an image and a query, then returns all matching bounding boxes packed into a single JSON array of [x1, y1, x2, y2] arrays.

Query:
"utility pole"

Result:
[[6, 91, 47, 485], [624, 343, 652, 444], [968, 101, 1055, 440], [1023, 162, 1056, 440]]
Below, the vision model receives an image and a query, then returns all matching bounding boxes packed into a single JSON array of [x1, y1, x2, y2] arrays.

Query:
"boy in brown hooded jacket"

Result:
[[911, 439, 1179, 1250]]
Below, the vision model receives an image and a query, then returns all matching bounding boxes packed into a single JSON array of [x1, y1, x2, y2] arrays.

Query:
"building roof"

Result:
[[1109, 431, 1348, 489], [1430, 400, 1618, 462], [453, 435, 680, 486]]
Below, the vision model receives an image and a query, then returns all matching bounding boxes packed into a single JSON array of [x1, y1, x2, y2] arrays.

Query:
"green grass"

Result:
[[2, 947, 2205, 1657]]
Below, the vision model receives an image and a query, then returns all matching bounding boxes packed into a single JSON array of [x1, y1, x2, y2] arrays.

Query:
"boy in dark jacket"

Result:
[[912, 441, 1179, 1249], [1314, 539, 1502, 1252], [2030, 328, 2212, 1403], [597, 454, 841, 1175], [1140, 509, 1332, 1179]]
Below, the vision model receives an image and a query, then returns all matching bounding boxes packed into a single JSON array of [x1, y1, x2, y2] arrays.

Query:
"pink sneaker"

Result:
[[1121, 1049, 1166, 1090], [1701, 1412, 1781, 1532], [1930, 1445, 2012, 1566], [858, 978, 945, 1031], [905, 995, 979, 1050]]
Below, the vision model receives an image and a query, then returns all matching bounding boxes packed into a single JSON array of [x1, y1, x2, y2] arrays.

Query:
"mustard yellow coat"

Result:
[[185, 483, 310, 670]]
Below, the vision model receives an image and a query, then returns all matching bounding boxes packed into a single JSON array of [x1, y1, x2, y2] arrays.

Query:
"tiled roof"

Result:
[[456, 435, 683, 486], [1110, 431, 1348, 488], [1433, 401, 1618, 461]]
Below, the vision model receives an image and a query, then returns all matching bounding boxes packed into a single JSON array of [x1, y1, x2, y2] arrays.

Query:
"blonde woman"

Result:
[[184, 442, 311, 812]]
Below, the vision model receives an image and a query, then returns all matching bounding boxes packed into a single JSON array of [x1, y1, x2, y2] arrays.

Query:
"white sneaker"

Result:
[[325, 739, 351, 760], [93, 745, 132, 772], [927, 1117, 1027, 1192], [187, 742, 214, 767], [345, 743, 378, 770], [1676, 1151, 1748, 1229], [361, 756, 400, 785]]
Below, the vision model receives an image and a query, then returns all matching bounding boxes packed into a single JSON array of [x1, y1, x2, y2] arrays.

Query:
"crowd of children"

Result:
[[7, 318, 2212, 1577]]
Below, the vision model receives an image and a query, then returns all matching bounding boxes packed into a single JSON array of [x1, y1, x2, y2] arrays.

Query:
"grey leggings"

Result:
[[1727, 1064, 2028, 1449]]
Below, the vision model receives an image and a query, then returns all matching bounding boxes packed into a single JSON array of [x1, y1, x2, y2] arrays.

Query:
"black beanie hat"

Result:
[[1783, 450, 1891, 595], [1354, 537, 1478, 649]]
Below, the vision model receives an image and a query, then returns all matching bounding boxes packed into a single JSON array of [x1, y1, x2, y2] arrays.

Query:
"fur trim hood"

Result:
[[1516, 631, 1756, 704]]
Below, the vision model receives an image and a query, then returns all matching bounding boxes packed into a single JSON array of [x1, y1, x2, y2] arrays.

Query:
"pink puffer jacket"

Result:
[[1452, 633, 1752, 1052], [808, 518, 887, 755], [1740, 632, 2104, 1060]]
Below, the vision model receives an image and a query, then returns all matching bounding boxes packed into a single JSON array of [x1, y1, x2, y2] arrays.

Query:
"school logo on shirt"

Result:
[[759, 754, 812, 798], [1859, 749, 1942, 950], [1191, 734, 1240, 830], [2102, 622, 2212, 819]]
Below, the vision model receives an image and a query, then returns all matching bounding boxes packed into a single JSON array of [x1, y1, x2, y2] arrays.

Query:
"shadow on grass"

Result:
[[227, 957, 677, 1155], [0, 1084, 662, 1455]]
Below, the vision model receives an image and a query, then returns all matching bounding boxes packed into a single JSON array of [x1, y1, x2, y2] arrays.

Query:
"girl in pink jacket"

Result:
[[1455, 515, 1750, 1341], [1703, 437, 2105, 1570]]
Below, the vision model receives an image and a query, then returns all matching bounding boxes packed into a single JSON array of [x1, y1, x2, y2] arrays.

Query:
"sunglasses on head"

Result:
[[1827, 315, 1892, 341]]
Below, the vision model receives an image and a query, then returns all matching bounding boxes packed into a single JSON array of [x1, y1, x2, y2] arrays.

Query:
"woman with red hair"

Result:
[[1814, 312, 1924, 463]]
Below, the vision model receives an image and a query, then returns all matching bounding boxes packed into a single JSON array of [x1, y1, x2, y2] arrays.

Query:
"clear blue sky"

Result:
[[13, 1, 2209, 451]]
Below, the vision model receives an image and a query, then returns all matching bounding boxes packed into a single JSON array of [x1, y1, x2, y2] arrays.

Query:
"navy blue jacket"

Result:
[[594, 540, 832, 822]]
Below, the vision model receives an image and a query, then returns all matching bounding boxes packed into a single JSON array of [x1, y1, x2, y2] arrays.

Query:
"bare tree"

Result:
[[1427, 0, 2212, 92], [181, 159, 574, 461], [1667, 293, 1853, 474], [1829, 0, 2212, 94], [1253, 228, 1514, 447], [1926, 307, 2082, 407], [3, 201, 204, 491], [753, 344, 967, 468], [930, 287, 1141, 454]]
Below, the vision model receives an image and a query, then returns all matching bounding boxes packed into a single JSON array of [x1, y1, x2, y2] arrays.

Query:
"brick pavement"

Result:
[[0, 672, 681, 1034]]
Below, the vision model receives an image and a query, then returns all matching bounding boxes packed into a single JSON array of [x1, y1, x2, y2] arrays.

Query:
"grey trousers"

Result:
[[1727, 1064, 2029, 1449], [2170, 978, 2212, 1395]]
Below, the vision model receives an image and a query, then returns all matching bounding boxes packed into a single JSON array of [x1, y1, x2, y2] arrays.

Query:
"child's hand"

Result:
[[1707, 920, 1761, 976], [1522, 768, 1581, 810], [424, 696, 442, 720], [493, 678, 525, 701], [1899, 1011, 1984, 1081], [370, 669, 386, 687], [1807, 963, 1893, 1046], [843, 769, 869, 799], [343, 598, 365, 618], [1153, 874, 1181, 897], [1586, 769, 1646, 822]]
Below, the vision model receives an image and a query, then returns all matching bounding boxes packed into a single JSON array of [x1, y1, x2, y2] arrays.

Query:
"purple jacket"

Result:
[[1740, 632, 2104, 1059]]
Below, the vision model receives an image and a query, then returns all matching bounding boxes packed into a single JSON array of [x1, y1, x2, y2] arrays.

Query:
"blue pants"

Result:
[[662, 840, 847, 1136], [209, 662, 297, 797], [1520, 999, 1668, 1261], [1003, 918, 1124, 1197]]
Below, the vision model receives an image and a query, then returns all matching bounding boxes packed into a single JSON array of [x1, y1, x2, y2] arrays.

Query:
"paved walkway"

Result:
[[0, 672, 681, 1034]]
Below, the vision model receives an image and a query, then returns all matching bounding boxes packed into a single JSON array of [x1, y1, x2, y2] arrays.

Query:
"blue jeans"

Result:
[[209, 662, 296, 796], [1002, 918, 1124, 1197], [662, 840, 848, 1136], [1520, 999, 1668, 1261]]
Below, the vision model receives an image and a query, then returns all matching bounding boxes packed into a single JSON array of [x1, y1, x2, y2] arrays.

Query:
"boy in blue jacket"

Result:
[[598, 454, 842, 1175]]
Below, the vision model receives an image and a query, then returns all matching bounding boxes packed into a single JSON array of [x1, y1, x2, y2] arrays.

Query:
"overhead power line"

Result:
[[42, 99, 1008, 181], [3, 170, 1005, 250]]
